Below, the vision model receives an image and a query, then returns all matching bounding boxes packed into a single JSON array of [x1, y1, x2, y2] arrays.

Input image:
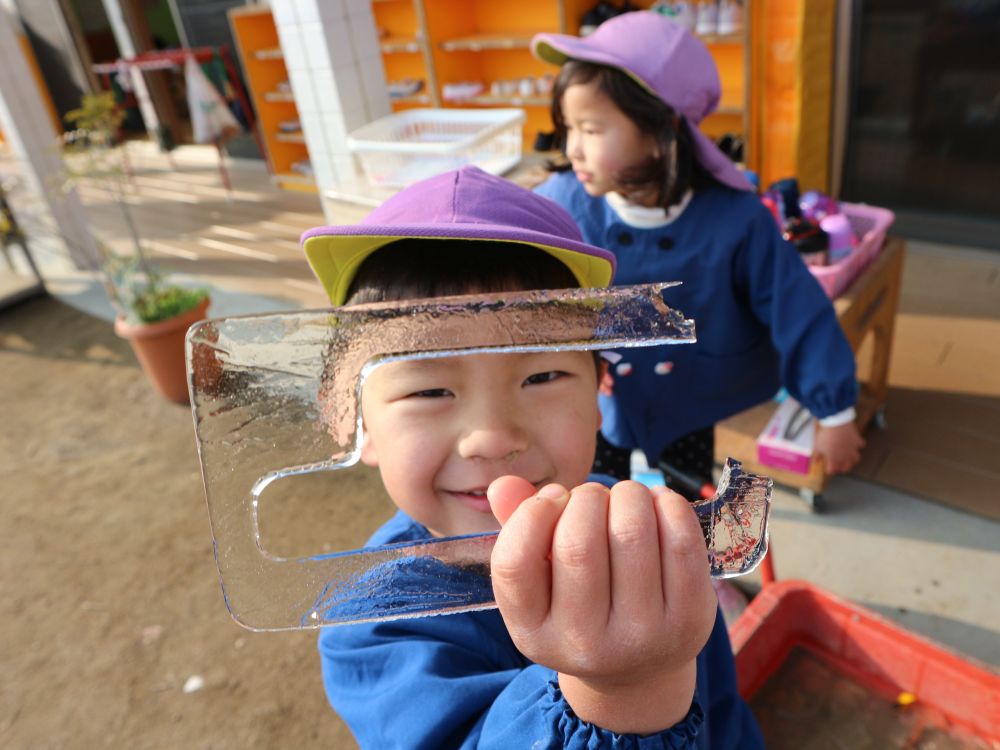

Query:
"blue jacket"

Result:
[[536, 172, 858, 460], [318, 511, 765, 749]]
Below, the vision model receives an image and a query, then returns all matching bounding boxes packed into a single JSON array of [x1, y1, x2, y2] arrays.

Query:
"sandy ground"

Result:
[[4, 292, 998, 750], [1, 295, 364, 748]]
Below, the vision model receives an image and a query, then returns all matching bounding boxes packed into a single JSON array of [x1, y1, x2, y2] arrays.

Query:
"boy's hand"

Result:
[[814, 421, 865, 474], [488, 477, 716, 735]]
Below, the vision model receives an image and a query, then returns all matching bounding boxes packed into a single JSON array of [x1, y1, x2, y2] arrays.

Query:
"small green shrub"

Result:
[[103, 252, 208, 325]]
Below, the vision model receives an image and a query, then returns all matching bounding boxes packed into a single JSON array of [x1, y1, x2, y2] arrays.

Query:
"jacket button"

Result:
[[617, 231, 633, 246], [658, 237, 674, 250]]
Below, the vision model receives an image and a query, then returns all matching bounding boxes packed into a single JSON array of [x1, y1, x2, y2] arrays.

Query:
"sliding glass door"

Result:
[[841, 1, 1000, 249]]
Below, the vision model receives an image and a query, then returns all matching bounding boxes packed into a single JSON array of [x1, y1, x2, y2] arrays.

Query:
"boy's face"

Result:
[[359, 350, 601, 537]]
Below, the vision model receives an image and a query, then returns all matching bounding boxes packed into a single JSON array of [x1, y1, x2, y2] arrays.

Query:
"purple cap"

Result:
[[532, 11, 752, 192], [302, 166, 616, 305]]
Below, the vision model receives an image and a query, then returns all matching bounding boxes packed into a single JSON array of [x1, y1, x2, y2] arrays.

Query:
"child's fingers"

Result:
[[550, 483, 611, 631], [606, 481, 664, 615], [487, 475, 540, 526], [490, 484, 568, 631], [652, 488, 713, 615]]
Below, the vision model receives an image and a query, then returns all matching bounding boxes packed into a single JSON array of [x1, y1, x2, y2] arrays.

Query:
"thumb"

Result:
[[487, 475, 538, 526]]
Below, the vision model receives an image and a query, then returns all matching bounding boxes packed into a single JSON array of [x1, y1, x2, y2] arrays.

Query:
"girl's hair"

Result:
[[549, 60, 715, 209], [344, 239, 579, 305]]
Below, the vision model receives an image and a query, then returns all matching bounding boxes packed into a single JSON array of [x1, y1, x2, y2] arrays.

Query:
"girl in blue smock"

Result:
[[532, 12, 864, 492]]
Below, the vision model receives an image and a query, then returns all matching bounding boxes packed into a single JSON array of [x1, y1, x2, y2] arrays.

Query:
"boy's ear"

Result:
[[598, 360, 614, 397], [359, 431, 379, 468]]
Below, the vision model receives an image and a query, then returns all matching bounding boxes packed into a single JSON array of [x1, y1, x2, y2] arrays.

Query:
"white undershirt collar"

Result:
[[605, 189, 693, 229]]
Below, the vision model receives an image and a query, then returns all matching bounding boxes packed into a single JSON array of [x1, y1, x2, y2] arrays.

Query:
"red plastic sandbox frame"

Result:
[[731, 580, 1000, 743]]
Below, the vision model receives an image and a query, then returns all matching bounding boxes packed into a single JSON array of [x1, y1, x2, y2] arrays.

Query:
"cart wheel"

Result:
[[874, 406, 888, 430], [799, 488, 826, 513]]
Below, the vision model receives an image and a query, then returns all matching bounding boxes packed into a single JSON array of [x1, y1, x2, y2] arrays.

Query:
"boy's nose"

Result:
[[456, 410, 530, 463]]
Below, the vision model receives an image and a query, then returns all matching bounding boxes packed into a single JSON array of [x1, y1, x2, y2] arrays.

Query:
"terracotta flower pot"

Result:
[[114, 297, 210, 404]]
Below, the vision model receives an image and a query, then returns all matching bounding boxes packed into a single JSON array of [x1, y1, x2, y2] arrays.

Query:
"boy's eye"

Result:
[[406, 388, 452, 399], [524, 371, 566, 386]]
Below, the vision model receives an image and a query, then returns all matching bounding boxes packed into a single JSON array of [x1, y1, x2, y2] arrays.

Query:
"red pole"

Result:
[[215, 139, 232, 193], [760, 545, 776, 587], [219, 44, 268, 171]]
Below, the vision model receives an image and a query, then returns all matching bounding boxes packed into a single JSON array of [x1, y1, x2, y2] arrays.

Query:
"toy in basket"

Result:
[[765, 179, 895, 300], [347, 108, 526, 188], [810, 202, 895, 299]]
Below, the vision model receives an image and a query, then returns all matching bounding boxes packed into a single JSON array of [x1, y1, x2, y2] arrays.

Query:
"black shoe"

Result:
[[533, 130, 556, 152]]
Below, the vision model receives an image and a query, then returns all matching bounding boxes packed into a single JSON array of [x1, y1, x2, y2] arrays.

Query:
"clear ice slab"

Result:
[[187, 284, 772, 630]]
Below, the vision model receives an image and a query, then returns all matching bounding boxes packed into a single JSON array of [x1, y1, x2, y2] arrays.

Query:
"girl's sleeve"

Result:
[[319, 612, 706, 749], [735, 201, 858, 419]]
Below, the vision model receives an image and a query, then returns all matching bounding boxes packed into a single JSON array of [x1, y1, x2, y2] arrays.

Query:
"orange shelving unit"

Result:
[[373, 0, 439, 110], [228, 2, 753, 178], [228, 5, 315, 193], [372, 0, 751, 155]]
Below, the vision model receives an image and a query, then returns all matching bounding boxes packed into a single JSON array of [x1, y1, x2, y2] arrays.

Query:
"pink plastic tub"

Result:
[[809, 202, 895, 299]]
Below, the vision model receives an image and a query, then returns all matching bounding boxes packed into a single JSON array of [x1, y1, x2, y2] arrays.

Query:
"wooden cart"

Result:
[[714, 237, 906, 510]]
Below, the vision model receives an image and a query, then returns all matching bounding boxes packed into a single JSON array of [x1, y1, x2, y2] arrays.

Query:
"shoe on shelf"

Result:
[[717, 0, 744, 36], [650, 1, 697, 32], [442, 81, 484, 102], [695, 0, 719, 37], [533, 131, 556, 152], [579, 1, 621, 35]]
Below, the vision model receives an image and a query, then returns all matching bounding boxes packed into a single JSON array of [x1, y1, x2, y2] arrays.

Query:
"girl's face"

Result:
[[561, 79, 660, 201], [359, 351, 600, 538]]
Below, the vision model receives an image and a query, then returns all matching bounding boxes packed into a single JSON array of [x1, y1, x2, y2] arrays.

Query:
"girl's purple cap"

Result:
[[532, 11, 753, 192], [302, 166, 616, 305]]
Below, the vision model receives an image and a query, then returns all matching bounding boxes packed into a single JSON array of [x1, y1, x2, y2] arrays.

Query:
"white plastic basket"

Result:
[[346, 108, 526, 188]]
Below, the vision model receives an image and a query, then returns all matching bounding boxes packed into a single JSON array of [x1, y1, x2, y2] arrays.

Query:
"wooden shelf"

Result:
[[698, 32, 744, 46], [276, 171, 318, 194], [390, 93, 432, 104], [381, 35, 423, 53], [275, 171, 315, 185], [440, 33, 533, 52], [230, 5, 311, 193], [254, 47, 284, 60], [464, 94, 550, 107]]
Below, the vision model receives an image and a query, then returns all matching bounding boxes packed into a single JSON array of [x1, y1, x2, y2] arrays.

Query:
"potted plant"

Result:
[[104, 252, 210, 403], [62, 92, 211, 404]]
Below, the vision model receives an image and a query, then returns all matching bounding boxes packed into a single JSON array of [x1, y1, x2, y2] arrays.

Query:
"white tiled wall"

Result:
[[0, 6, 101, 269], [271, 0, 390, 205]]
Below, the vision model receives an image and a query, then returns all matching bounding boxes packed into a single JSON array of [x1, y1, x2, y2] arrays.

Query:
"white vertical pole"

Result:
[[99, 0, 162, 142], [0, 6, 102, 269], [164, 0, 190, 49]]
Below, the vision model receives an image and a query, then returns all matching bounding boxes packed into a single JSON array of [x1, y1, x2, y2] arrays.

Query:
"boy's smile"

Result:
[[359, 350, 601, 537]]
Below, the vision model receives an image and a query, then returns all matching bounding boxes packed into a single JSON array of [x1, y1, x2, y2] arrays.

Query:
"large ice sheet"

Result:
[[187, 284, 771, 630]]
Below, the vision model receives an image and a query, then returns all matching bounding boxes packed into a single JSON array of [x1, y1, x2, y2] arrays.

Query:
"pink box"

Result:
[[757, 398, 814, 475], [808, 202, 895, 299]]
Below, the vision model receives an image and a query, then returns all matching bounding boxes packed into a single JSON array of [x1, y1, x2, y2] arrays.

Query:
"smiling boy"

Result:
[[301, 166, 764, 749]]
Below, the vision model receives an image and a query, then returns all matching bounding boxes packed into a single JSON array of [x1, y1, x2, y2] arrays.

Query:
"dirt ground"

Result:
[[1, 296, 367, 749]]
